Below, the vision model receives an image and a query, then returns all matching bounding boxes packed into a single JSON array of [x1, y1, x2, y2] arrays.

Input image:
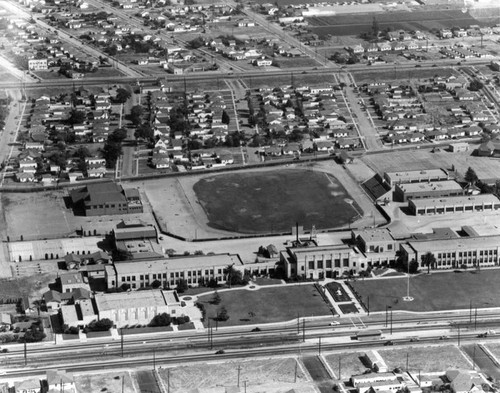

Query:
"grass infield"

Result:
[[193, 169, 360, 233]]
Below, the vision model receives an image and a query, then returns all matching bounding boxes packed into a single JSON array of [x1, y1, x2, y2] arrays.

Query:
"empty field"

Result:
[[325, 352, 369, 379], [351, 270, 500, 312], [2, 191, 75, 241], [193, 169, 360, 233], [198, 284, 332, 327], [308, 9, 483, 37], [158, 358, 307, 392], [379, 345, 471, 372], [75, 371, 136, 393], [361, 148, 500, 182]]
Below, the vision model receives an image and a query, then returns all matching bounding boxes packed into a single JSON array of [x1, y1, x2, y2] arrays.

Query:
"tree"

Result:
[[130, 105, 144, 126], [87, 318, 114, 331], [149, 312, 171, 327], [421, 252, 436, 274], [211, 291, 221, 305], [151, 279, 162, 288], [464, 166, 478, 185], [67, 109, 86, 125], [176, 278, 189, 293], [221, 110, 230, 125], [114, 88, 131, 104], [224, 264, 248, 287], [371, 17, 380, 38], [469, 80, 484, 91], [217, 306, 229, 322], [135, 123, 154, 141]]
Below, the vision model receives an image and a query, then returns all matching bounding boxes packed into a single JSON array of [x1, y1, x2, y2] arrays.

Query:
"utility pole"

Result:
[[153, 347, 156, 371], [24, 341, 27, 366], [338, 357, 341, 381], [469, 300, 472, 323], [237, 365, 242, 387], [297, 313, 300, 334], [244, 380, 247, 393], [406, 353, 409, 371], [294, 359, 298, 383], [167, 369, 170, 393], [121, 328, 124, 357], [302, 320, 305, 342], [367, 296, 370, 316], [474, 308, 478, 330], [318, 337, 321, 355]]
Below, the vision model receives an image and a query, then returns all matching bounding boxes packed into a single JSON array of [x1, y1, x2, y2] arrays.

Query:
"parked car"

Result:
[[215, 349, 225, 354], [329, 321, 340, 326], [384, 340, 394, 346]]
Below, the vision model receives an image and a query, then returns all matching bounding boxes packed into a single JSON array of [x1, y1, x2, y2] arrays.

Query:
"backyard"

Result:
[[197, 284, 333, 327], [350, 270, 500, 312]]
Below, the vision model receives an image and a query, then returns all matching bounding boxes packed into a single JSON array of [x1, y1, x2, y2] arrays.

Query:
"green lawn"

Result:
[[198, 284, 333, 327], [193, 169, 361, 233], [350, 270, 500, 312]]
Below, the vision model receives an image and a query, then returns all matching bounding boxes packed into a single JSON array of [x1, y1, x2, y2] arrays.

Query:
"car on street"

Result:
[[384, 340, 394, 346], [329, 321, 340, 326], [215, 349, 225, 354]]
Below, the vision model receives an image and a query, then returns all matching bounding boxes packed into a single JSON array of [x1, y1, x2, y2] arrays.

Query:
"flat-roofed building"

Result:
[[384, 169, 449, 187], [401, 235, 500, 270], [60, 299, 97, 328], [94, 289, 181, 328], [69, 181, 143, 216], [106, 254, 243, 289], [351, 373, 403, 393], [280, 244, 365, 279], [351, 228, 399, 268], [395, 180, 464, 202], [408, 194, 500, 215]]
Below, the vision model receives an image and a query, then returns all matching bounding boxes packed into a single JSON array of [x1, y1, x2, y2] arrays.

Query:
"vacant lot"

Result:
[[351, 270, 500, 312], [379, 345, 471, 372], [361, 148, 500, 181], [158, 358, 307, 392], [2, 191, 75, 241], [308, 9, 481, 37], [75, 371, 137, 393], [325, 352, 369, 379], [198, 284, 332, 327], [193, 169, 360, 233]]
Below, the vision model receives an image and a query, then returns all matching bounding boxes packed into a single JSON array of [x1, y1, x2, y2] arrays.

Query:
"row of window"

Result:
[[436, 258, 497, 266], [120, 269, 226, 283], [416, 205, 500, 214], [306, 259, 350, 270], [437, 249, 498, 259]]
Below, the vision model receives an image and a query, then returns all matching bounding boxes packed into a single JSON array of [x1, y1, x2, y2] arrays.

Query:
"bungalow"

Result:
[[315, 140, 334, 152], [466, 126, 481, 136]]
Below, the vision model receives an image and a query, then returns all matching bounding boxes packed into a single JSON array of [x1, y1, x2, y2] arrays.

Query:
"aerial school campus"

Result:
[[2, 0, 500, 391]]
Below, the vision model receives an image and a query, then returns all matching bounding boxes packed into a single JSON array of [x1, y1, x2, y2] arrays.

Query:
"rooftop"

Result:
[[95, 290, 178, 311], [408, 234, 500, 252], [397, 180, 463, 193], [114, 254, 242, 275], [409, 194, 500, 207]]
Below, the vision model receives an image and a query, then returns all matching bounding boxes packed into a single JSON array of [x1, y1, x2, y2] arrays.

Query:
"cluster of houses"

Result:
[[350, 351, 488, 393], [249, 84, 361, 155], [146, 90, 236, 170], [440, 43, 490, 60], [3, 17, 98, 77], [10, 90, 115, 183], [439, 25, 500, 39], [4, 369, 78, 393], [365, 77, 494, 145]]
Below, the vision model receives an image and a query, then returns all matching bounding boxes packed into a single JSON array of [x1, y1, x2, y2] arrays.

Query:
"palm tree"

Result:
[[422, 252, 436, 274]]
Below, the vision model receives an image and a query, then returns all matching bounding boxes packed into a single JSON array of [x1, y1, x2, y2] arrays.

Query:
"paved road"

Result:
[[302, 356, 337, 393], [462, 344, 500, 381], [3, 1, 143, 78], [337, 72, 383, 151]]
